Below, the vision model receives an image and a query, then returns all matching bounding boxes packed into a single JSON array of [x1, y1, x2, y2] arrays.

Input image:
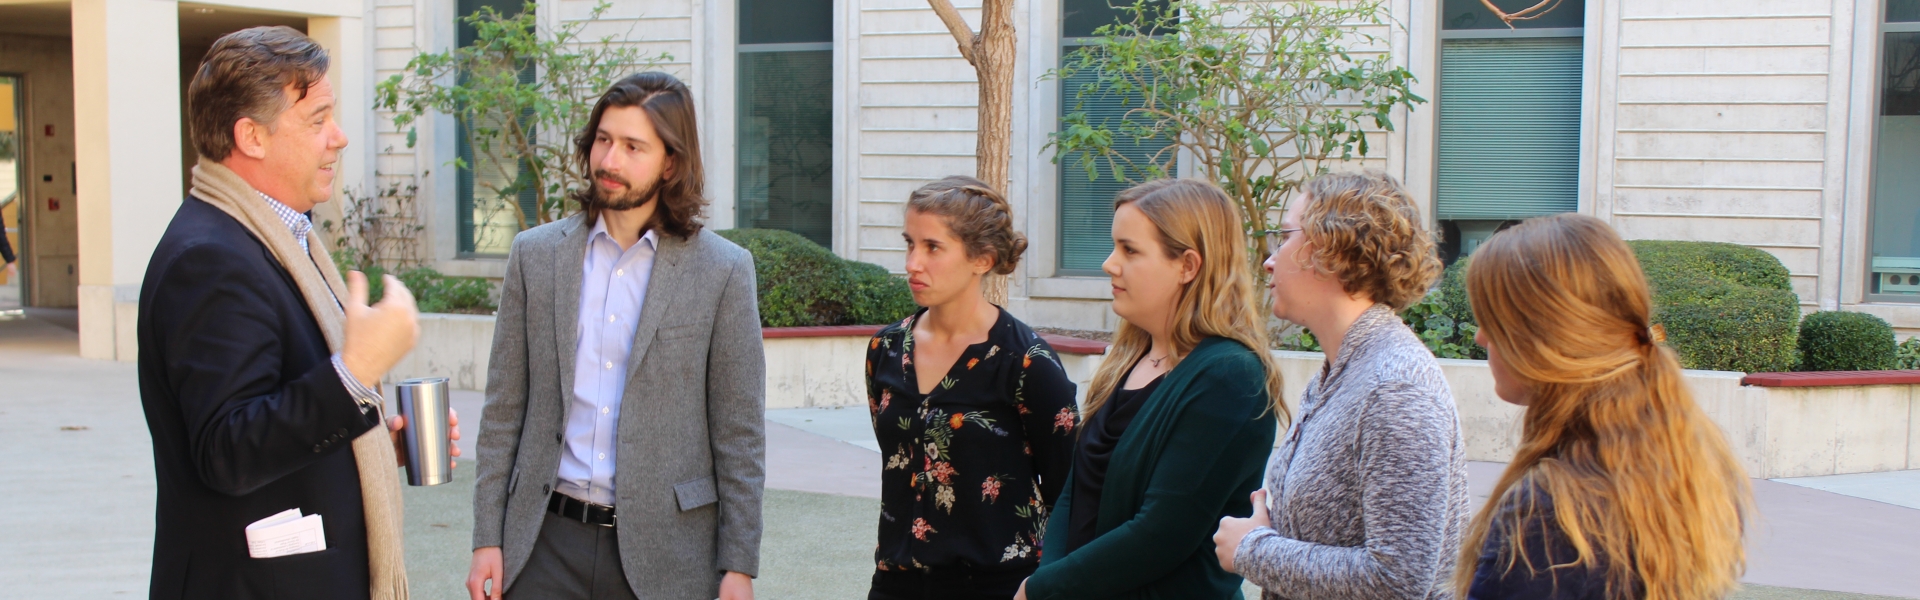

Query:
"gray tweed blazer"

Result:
[[471, 214, 766, 598]]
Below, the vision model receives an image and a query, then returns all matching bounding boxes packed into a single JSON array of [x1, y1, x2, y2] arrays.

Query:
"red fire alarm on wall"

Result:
[[48, 197, 60, 211], [44, 124, 53, 137]]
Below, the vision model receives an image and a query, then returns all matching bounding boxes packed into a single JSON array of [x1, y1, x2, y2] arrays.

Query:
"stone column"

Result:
[[72, 0, 183, 361]]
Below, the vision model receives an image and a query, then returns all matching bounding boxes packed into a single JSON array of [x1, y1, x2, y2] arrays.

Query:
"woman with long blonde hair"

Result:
[[1458, 213, 1751, 599], [1017, 178, 1284, 599]]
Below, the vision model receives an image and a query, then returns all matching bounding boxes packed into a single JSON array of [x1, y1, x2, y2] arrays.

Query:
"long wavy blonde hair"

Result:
[[1084, 179, 1285, 420], [1457, 213, 1751, 600]]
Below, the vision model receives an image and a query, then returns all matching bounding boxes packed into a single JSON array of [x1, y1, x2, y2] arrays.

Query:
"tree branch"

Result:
[[926, 0, 979, 66]]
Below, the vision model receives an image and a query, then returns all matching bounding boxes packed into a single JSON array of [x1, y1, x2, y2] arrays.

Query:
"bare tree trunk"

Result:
[[927, 0, 1016, 305]]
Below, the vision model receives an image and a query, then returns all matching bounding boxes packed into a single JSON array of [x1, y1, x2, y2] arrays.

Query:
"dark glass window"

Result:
[[1057, 0, 1172, 274], [736, 0, 833, 247], [1434, 0, 1583, 262], [1869, 4, 1920, 297], [1062, 0, 1169, 39]]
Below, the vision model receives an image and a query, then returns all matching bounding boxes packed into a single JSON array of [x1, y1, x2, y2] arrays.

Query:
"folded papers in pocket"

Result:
[[246, 508, 327, 559]]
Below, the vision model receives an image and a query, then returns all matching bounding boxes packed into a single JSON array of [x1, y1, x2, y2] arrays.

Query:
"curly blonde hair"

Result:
[[1296, 172, 1442, 310]]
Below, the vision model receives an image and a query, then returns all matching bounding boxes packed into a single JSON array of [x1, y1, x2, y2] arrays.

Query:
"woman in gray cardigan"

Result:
[[1213, 172, 1471, 600]]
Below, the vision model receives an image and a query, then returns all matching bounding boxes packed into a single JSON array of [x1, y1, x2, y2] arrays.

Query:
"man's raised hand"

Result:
[[341, 271, 420, 389]]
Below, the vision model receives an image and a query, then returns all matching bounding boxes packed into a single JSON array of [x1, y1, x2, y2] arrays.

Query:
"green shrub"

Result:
[[716, 229, 916, 327], [363, 265, 497, 314], [1627, 240, 1798, 373], [1797, 311, 1896, 371], [1897, 337, 1920, 370]]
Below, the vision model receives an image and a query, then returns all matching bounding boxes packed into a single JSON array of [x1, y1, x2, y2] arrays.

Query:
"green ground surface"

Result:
[[401, 467, 1902, 600]]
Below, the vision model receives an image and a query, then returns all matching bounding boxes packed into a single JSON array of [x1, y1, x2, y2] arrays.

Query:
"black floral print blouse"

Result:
[[866, 307, 1080, 574]]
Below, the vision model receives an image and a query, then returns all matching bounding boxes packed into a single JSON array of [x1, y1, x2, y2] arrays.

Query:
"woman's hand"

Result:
[[1212, 489, 1271, 573]]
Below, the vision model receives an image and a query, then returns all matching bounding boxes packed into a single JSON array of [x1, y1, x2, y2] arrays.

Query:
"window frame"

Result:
[[1865, 5, 1920, 303]]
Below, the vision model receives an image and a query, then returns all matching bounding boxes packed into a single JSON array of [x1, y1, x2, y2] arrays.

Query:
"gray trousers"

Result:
[[505, 513, 641, 600]]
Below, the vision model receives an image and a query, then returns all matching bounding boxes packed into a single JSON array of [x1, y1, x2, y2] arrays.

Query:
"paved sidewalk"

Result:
[[4, 316, 1916, 599]]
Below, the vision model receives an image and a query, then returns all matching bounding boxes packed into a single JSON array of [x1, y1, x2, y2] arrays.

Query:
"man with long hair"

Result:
[[466, 72, 765, 600]]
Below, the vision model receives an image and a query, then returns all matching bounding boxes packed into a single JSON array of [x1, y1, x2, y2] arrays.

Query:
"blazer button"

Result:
[[542, 484, 551, 494], [313, 443, 324, 453], [336, 428, 349, 437], [555, 433, 563, 444]]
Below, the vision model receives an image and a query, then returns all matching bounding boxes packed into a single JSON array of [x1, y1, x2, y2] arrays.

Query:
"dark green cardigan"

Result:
[[1027, 337, 1279, 600]]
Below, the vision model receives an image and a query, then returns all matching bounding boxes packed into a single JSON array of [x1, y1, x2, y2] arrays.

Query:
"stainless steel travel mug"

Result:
[[396, 377, 453, 486]]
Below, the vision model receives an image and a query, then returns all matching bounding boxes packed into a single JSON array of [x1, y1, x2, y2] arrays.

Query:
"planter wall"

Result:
[[399, 314, 1920, 478]]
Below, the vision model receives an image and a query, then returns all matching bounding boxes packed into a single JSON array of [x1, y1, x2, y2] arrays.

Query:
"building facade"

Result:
[[0, 0, 1915, 361]]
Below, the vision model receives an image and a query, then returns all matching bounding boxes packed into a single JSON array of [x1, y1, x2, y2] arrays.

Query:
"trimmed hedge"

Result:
[[1797, 311, 1896, 371], [1627, 240, 1798, 373], [363, 265, 496, 314], [1898, 337, 1920, 370], [716, 228, 917, 327]]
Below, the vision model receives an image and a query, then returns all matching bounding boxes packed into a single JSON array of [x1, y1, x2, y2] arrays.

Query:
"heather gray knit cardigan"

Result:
[[1235, 304, 1471, 600]]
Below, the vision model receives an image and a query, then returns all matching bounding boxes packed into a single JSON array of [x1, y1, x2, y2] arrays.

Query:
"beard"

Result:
[[590, 169, 661, 211]]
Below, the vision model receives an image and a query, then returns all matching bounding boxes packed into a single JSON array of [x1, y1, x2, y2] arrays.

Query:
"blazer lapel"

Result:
[[553, 216, 590, 403], [621, 232, 688, 383]]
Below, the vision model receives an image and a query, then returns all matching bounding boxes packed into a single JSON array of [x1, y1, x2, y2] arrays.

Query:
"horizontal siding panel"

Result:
[[858, 226, 905, 248], [860, 83, 981, 105], [1791, 276, 1817, 302], [859, 130, 978, 154], [1614, 131, 1825, 159], [562, 0, 690, 21], [1614, 159, 1825, 189], [1620, 17, 1830, 47], [1615, 103, 1826, 130], [1617, 74, 1827, 103], [373, 6, 413, 26], [1618, 46, 1828, 74], [375, 49, 416, 71], [1614, 215, 1820, 247], [857, 251, 907, 273], [573, 18, 692, 42], [859, 106, 977, 130], [862, 8, 969, 33], [860, 57, 976, 81], [1620, 0, 1830, 19], [860, 34, 971, 57], [859, 178, 947, 200], [374, 27, 414, 48], [859, 154, 979, 174], [376, 155, 416, 174], [1612, 187, 1823, 218], [859, 205, 907, 227]]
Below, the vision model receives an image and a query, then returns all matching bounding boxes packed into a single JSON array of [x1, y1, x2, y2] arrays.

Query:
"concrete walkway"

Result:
[[4, 314, 1916, 599]]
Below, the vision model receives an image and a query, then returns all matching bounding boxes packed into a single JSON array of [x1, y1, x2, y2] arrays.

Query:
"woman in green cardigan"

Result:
[[1016, 179, 1285, 600]]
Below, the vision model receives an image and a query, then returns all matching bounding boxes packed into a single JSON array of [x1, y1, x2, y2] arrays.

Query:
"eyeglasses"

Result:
[[1258, 228, 1302, 255]]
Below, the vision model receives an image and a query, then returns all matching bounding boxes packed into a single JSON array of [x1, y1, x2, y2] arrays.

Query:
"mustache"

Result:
[[591, 169, 656, 210]]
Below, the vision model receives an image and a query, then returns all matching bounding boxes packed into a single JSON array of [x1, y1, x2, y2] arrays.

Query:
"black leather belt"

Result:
[[548, 491, 616, 527]]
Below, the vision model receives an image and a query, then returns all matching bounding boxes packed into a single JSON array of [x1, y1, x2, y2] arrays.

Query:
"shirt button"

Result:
[[608, 315, 616, 322], [616, 269, 624, 276], [601, 407, 610, 414], [605, 361, 614, 369], [597, 453, 606, 460]]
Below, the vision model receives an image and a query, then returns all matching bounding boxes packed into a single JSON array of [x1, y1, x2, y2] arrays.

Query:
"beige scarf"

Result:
[[191, 158, 409, 600]]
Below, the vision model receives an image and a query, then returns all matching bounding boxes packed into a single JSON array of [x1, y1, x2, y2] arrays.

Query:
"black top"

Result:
[[865, 307, 1080, 574], [1066, 363, 1162, 550], [137, 197, 382, 600], [1469, 481, 1625, 600], [0, 210, 14, 264]]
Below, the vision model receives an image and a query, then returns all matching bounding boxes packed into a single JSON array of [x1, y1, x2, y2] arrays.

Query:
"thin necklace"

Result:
[[1146, 353, 1167, 368]]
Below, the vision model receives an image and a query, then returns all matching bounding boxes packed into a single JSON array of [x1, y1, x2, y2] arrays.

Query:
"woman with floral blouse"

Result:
[[865, 176, 1079, 600]]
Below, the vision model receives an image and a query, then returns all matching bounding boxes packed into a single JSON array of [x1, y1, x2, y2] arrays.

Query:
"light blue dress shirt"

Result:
[[557, 220, 658, 506]]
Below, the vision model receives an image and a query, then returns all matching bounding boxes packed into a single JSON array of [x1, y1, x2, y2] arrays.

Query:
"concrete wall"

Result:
[[402, 314, 1919, 478]]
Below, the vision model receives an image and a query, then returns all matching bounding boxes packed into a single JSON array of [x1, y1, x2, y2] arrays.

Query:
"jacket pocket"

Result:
[[673, 476, 718, 511], [659, 322, 707, 341]]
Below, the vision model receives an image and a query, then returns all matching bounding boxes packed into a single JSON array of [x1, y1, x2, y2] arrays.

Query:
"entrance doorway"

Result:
[[0, 74, 22, 310]]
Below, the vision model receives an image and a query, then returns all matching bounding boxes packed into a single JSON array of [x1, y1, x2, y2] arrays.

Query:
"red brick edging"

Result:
[[1740, 370, 1920, 388], [761, 325, 1111, 356]]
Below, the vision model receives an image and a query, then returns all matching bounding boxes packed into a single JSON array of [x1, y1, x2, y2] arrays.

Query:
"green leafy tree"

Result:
[[1047, 0, 1424, 259], [375, 1, 666, 238]]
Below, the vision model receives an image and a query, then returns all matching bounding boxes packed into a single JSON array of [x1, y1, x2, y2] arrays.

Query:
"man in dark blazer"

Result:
[[465, 72, 765, 600], [138, 27, 448, 600]]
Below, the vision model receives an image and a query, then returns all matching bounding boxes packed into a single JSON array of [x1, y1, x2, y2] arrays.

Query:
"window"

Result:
[[1057, 0, 1170, 275], [1871, 0, 1920, 299], [736, 0, 833, 247], [1434, 0, 1584, 260], [454, 0, 535, 256]]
